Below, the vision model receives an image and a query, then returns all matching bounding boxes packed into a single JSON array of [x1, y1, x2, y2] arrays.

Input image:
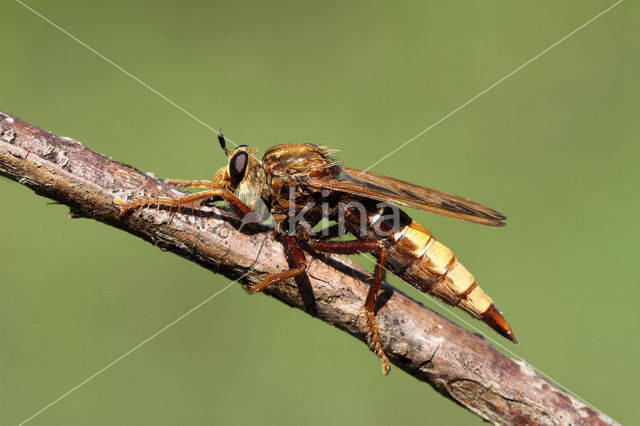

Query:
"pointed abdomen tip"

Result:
[[482, 304, 517, 344], [504, 328, 518, 344]]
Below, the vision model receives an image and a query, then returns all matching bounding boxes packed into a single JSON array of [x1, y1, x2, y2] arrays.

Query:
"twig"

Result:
[[0, 111, 616, 425]]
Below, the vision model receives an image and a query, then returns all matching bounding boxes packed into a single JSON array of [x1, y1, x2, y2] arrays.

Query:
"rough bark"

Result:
[[0, 111, 616, 425]]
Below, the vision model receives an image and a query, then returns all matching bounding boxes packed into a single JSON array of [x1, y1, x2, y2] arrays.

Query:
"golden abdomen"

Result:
[[387, 220, 516, 342]]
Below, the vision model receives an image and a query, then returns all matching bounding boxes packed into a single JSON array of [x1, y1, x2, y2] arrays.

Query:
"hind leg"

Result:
[[306, 239, 390, 375]]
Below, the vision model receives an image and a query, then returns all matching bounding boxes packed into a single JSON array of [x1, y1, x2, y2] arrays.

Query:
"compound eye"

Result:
[[229, 151, 248, 187]]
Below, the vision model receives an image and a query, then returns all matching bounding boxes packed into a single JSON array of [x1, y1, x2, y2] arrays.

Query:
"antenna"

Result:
[[218, 132, 231, 157]]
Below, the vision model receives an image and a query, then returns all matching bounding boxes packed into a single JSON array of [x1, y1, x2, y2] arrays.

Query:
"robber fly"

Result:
[[118, 135, 516, 374]]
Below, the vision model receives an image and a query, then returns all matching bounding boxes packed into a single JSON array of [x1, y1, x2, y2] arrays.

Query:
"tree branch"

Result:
[[0, 111, 615, 425]]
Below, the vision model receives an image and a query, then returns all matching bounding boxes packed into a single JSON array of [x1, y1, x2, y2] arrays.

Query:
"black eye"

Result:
[[229, 151, 248, 187]]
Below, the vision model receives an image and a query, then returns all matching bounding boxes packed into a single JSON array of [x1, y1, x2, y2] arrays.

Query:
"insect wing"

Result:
[[307, 168, 506, 227]]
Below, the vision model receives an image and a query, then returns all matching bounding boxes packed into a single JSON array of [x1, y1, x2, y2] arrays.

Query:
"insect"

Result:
[[117, 134, 516, 374]]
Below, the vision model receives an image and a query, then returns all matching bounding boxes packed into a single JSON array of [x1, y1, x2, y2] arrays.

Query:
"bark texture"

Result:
[[0, 111, 616, 425]]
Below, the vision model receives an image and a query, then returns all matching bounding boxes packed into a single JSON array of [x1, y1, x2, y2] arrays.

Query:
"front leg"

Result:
[[163, 179, 218, 189], [116, 188, 254, 220]]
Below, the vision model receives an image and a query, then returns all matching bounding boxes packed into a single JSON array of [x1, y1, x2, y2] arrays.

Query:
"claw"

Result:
[[381, 359, 391, 375], [363, 311, 391, 374], [114, 198, 130, 217]]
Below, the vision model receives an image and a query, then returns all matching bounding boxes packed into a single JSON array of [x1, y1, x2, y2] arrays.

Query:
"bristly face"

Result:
[[213, 144, 269, 218], [214, 135, 341, 226]]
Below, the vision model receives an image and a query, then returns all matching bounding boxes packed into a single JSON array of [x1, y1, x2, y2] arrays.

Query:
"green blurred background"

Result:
[[1, 1, 637, 424]]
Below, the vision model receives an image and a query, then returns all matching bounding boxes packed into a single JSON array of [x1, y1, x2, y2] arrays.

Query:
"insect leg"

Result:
[[116, 189, 254, 219], [164, 179, 218, 188], [247, 233, 307, 294], [306, 239, 391, 375], [313, 223, 342, 239]]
